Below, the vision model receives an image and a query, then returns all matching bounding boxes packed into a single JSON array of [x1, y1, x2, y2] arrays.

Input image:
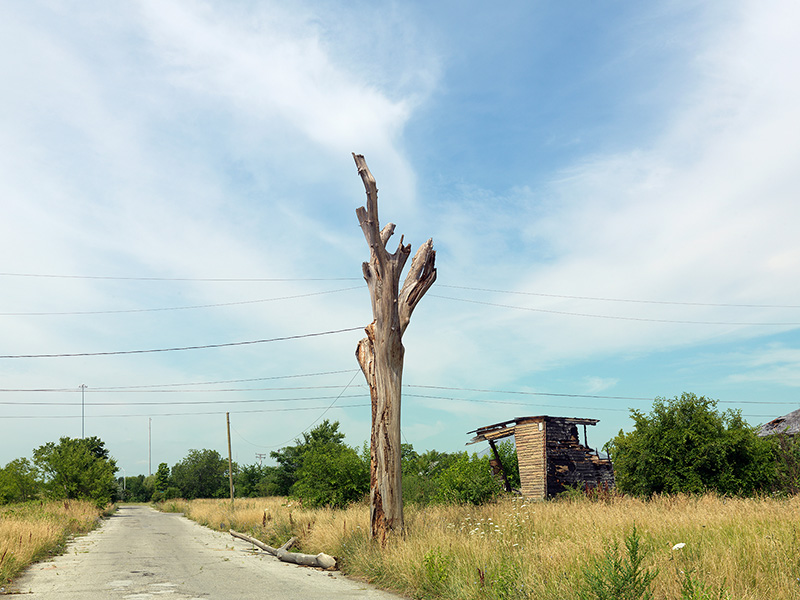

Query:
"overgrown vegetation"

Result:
[[125, 420, 512, 507], [4, 395, 799, 511], [157, 493, 800, 600], [606, 393, 778, 496], [1, 437, 118, 508], [0, 500, 108, 586]]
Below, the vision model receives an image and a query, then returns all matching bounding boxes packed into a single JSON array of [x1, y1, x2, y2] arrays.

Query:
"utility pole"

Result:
[[227, 412, 234, 508], [255, 453, 266, 466], [148, 418, 152, 476], [80, 384, 87, 438]]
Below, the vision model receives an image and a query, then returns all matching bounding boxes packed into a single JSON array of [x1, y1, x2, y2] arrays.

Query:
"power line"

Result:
[[0, 403, 371, 419], [0, 272, 361, 282], [438, 284, 800, 309], [0, 397, 780, 421], [1, 391, 794, 407], [404, 392, 799, 409], [0, 327, 363, 359], [405, 384, 800, 406], [269, 370, 364, 449], [5, 271, 796, 309], [91, 369, 360, 390], [430, 294, 800, 326], [0, 369, 360, 392], [0, 379, 794, 407], [0, 385, 366, 394], [0, 393, 367, 406], [0, 287, 361, 316], [407, 384, 656, 401]]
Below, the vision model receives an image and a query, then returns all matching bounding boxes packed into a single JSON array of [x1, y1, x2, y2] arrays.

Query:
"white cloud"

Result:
[[582, 377, 620, 394], [431, 0, 800, 373], [726, 344, 800, 388], [134, 0, 429, 213]]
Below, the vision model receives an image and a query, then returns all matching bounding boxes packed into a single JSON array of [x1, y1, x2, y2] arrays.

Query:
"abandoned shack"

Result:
[[468, 416, 614, 499], [757, 407, 800, 437]]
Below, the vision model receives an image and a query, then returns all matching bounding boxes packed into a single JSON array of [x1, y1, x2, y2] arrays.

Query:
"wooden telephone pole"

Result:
[[227, 412, 234, 508], [353, 153, 436, 544]]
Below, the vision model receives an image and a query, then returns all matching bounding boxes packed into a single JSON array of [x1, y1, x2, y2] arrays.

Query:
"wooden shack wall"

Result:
[[544, 419, 614, 496], [515, 419, 546, 499]]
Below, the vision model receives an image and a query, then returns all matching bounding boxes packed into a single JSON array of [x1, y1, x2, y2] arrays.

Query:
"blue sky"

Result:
[[2, 0, 799, 476]]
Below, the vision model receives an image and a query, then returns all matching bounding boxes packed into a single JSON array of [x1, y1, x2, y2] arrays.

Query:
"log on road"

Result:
[[229, 530, 336, 570]]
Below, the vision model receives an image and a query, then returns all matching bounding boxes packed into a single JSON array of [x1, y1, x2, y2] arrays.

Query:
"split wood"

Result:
[[229, 529, 336, 570]]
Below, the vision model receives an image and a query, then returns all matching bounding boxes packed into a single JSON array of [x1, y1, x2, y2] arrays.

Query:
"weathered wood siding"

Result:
[[515, 418, 547, 499]]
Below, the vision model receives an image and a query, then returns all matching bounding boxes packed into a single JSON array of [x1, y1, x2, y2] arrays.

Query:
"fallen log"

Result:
[[229, 530, 336, 570]]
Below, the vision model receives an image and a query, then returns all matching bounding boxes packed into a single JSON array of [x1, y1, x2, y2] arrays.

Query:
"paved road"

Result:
[[10, 505, 401, 599]]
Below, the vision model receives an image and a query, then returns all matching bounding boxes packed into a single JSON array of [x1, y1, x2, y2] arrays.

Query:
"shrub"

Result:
[[402, 449, 459, 505], [606, 393, 775, 496], [290, 443, 368, 508], [579, 525, 658, 600], [434, 452, 503, 505]]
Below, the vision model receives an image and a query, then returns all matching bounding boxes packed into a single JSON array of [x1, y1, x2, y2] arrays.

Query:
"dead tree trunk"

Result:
[[353, 153, 436, 544]]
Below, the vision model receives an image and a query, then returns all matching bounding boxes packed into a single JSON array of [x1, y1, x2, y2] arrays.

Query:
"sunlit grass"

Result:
[[0, 500, 108, 585], [157, 493, 800, 599]]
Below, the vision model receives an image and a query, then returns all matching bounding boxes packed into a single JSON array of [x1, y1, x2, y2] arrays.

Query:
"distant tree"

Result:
[[433, 452, 503, 505], [268, 420, 368, 506], [171, 449, 227, 499], [33, 436, 118, 507], [495, 440, 521, 490], [291, 442, 369, 507], [152, 463, 171, 500], [235, 464, 278, 497], [270, 420, 346, 496], [401, 448, 458, 505], [124, 474, 152, 503], [606, 393, 776, 496], [0, 457, 40, 503]]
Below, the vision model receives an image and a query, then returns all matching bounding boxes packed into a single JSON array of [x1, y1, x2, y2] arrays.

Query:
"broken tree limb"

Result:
[[276, 548, 336, 569], [229, 529, 283, 554], [229, 530, 336, 570]]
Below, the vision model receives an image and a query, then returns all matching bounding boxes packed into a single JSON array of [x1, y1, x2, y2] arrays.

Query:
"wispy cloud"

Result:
[[726, 344, 800, 388]]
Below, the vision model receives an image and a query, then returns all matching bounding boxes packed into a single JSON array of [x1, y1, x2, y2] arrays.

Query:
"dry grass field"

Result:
[[158, 493, 800, 599], [0, 500, 107, 586]]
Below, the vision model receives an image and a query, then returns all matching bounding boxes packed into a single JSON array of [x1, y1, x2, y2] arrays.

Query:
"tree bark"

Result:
[[353, 153, 436, 544]]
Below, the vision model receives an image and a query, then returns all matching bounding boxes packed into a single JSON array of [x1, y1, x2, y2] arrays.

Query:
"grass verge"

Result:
[[0, 500, 111, 586], [155, 493, 800, 600]]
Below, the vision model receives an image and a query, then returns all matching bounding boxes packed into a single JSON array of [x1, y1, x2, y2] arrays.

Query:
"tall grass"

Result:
[[157, 493, 800, 600], [0, 500, 108, 585]]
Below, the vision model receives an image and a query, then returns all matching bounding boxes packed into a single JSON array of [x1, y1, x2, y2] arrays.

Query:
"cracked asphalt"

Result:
[[9, 505, 402, 599]]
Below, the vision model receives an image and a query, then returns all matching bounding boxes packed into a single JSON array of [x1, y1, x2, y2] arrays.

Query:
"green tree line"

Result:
[[5, 396, 798, 508], [116, 419, 516, 507]]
